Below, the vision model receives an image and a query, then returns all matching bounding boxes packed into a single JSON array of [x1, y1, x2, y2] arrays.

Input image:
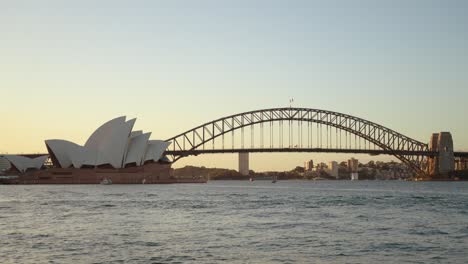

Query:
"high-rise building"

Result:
[[304, 160, 314, 171], [348, 158, 359, 180], [348, 158, 359, 173], [328, 161, 339, 178]]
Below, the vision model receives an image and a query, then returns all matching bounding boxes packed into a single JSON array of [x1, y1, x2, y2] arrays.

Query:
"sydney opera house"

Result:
[[0, 117, 204, 184]]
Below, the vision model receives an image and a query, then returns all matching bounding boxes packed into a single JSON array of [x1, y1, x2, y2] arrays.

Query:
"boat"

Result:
[[100, 178, 112, 185], [249, 177, 254, 182], [313, 177, 326, 181], [272, 175, 277, 183]]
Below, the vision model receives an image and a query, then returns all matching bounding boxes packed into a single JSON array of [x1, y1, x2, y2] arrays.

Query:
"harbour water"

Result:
[[1, 180, 467, 263]]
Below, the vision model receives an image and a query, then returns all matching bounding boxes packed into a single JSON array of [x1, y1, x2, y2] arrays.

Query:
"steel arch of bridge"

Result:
[[165, 108, 430, 175]]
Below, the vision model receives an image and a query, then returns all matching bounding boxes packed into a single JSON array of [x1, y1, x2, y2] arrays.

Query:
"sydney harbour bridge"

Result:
[[15, 107, 468, 178], [164, 107, 467, 178]]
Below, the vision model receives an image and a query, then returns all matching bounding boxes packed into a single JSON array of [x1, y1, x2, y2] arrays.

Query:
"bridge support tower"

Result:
[[239, 153, 250, 176], [428, 132, 455, 176]]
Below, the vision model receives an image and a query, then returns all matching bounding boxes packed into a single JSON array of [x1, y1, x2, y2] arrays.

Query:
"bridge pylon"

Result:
[[239, 153, 250, 176], [428, 132, 454, 176]]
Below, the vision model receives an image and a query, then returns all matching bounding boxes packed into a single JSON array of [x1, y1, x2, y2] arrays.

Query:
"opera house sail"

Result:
[[0, 116, 206, 184]]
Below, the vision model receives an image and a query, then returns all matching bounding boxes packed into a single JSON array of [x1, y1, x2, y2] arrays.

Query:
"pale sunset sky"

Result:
[[1, 1, 467, 171]]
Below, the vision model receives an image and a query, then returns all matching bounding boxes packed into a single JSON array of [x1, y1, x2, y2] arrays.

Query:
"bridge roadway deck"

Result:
[[166, 148, 439, 157], [167, 148, 468, 158], [6, 150, 468, 159]]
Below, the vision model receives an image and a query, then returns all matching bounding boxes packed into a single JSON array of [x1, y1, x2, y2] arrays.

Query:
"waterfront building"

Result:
[[348, 158, 359, 180], [304, 160, 314, 171], [43, 116, 170, 169], [0, 116, 198, 184], [0, 155, 48, 173], [348, 158, 359, 172], [1, 116, 171, 172], [0, 157, 11, 171], [327, 161, 339, 178]]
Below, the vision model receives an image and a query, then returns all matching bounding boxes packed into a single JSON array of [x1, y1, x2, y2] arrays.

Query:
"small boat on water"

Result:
[[272, 175, 278, 183], [100, 178, 112, 185], [249, 177, 254, 182]]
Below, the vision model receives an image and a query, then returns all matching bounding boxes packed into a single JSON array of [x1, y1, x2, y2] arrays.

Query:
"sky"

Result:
[[1, 0, 467, 171]]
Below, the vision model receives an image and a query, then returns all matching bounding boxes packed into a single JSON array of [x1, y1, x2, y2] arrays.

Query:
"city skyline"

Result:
[[1, 1, 468, 171]]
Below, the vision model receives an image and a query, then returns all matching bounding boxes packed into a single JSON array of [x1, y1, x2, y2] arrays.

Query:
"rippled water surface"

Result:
[[1, 181, 468, 263]]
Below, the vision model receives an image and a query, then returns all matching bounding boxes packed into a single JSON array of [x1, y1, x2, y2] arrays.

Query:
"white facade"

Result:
[[144, 140, 171, 163], [328, 161, 339, 178], [93, 118, 135, 168], [84, 116, 126, 149], [130, 131, 143, 138], [1, 155, 48, 173], [0, 157, 11, 171], [45, 116, 171, 169], [45, 139, 82, 168], [78, 147, 97, 167], [124, 132, 151, 166]]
